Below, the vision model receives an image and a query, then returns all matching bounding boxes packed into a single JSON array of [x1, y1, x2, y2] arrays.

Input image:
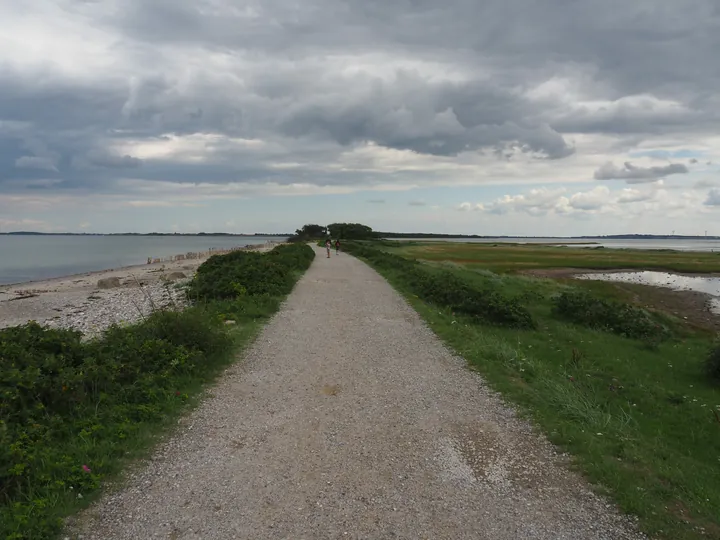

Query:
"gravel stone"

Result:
[[68, 247, 646, 539]]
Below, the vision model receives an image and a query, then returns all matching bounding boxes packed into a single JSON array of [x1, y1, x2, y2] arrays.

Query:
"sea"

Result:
[[0, 235, 287, 286]]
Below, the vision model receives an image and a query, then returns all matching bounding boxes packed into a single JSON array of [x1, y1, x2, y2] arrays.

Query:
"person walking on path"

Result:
[[335, 239, 341, 255], [325, 239, 332, 258]]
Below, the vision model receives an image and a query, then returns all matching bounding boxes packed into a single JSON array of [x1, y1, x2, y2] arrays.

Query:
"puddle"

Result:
[[575, 271, 720, 314]]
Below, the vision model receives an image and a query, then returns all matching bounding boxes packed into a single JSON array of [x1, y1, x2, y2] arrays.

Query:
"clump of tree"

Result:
[[287, 224, 328, 243], [288, 223, 376, 242], [327, 223, 376, 240]]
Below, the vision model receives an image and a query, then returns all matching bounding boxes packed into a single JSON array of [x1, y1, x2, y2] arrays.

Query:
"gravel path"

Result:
[[71, 247, 645, 539]]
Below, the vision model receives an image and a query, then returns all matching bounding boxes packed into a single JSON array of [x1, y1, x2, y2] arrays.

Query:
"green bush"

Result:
[[552, 291, 671, 341], [0, 311, 233, 538], [342, 241, 535, 329], [187, 244, 314, 301]]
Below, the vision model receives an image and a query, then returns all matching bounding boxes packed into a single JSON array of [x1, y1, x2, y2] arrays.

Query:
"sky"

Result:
[[1, 1, 719, 236]]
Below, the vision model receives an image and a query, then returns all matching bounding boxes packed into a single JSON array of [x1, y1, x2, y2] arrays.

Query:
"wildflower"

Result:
[[82, 464, 91, 473], [176, 391, 181, 396]]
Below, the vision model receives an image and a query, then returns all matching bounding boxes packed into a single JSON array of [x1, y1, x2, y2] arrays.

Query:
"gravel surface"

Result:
[[69, 246, 646, 539]]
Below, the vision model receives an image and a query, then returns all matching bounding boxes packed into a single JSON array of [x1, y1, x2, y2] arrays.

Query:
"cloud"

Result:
[[15, 156, 58, 172], [1, 0, 719, 233], [705, 189, 720, 206], [481, 187, 568, 216], [408, 200, 426, 206], [693, 179, 718, 190], [473, 184, 675, 218], [367, 199, 386, 204], [72, 150, 143, 170], [617, 188, 654, 204], [593, 161, 689, 183]]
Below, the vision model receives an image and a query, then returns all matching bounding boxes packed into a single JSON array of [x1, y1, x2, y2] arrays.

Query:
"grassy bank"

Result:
[[0, 243, 314, 539], [393, 241, 720, 273], [344, 241, 720, 540]]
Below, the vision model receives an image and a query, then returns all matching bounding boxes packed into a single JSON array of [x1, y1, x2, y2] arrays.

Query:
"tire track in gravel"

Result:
[[71, 246, 645, 540]]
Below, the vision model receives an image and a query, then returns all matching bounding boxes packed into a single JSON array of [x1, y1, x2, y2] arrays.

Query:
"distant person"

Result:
[[325, 239, 332, 258], [335, 239, 340, 255]]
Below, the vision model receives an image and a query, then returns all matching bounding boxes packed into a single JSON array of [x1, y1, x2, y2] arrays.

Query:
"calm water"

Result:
[[0, 235, 287, 285], [390, 237, 720, 252]]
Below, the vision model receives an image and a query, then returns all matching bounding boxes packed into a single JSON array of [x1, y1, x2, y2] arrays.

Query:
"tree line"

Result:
[[289, 223, 376, 242]]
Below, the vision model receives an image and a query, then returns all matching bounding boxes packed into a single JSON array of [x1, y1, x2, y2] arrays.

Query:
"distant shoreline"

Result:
[[379, 233, 720, 240], [1, 232, 718, 240], [0, 232, 291, 237]]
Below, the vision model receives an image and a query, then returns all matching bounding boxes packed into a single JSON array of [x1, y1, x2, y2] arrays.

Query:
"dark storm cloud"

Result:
[[1, 0, 718, 196], [594, 162, 689, 183]]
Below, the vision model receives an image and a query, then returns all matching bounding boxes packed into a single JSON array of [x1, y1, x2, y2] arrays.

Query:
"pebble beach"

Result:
[[0, 243, 278, 338]]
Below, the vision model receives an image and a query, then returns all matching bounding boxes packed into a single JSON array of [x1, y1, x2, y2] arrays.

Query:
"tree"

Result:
[[327, 223, 376, 240], [287, 224, 328, 242], [295, 224, 327, 238]]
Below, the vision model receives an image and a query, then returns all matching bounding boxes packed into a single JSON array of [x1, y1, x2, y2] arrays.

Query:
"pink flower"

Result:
[[82, 464, 91, 473]]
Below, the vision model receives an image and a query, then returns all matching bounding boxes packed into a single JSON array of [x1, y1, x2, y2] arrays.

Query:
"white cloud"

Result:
[[471, 184, 678, 219]]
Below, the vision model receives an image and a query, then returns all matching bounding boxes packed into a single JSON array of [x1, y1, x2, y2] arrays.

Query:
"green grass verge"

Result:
[[0, 244, 315, 539], [346, 241, 720, 540], [391, 241, 720, 274]]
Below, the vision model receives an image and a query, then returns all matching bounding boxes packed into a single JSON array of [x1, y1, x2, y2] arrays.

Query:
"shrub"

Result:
[[0, 311, 234, 538], [342, 241, 535, 329], [187, 244, 314, 301], [705, 343, 720, 382], [552, 291, 671, 341]]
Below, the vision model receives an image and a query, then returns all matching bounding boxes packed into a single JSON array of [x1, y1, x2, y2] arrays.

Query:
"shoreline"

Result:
[[0, 242, 276, 288], [0, 242, 281, 336]]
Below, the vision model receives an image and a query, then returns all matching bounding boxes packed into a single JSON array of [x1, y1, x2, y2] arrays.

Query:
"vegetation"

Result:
[[187, 243, 315, 300], [287, 223, 328, 243], [0, 243, 314, 539], [327, 223, 376, 240], [347, 239, 720, 540], [394, 241, 720, 274], [343, 242, 534, 329], [289, 223, 377, 242], [553, 291, 671, 342], [706, 344, 720, 383]]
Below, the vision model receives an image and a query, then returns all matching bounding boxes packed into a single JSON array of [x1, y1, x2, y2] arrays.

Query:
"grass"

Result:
[[0, 243, 314, 539], [345, 241, 720, 540], [391, 241, 720, 274]]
